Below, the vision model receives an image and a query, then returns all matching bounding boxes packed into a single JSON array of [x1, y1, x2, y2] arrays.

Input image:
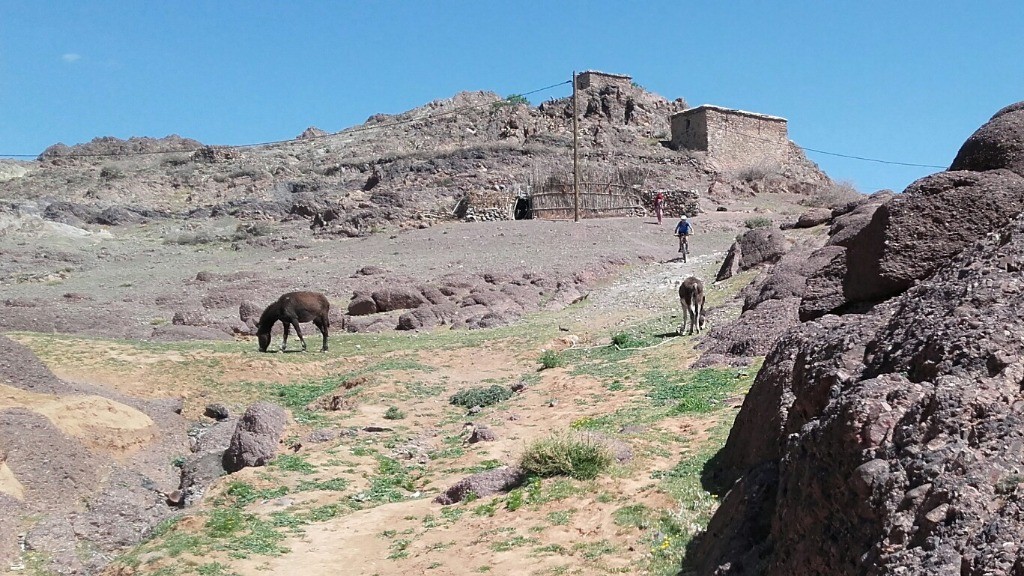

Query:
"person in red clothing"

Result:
[[653, 192, 665, 225]]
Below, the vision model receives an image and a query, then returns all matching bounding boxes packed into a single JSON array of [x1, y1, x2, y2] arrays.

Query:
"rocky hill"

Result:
[[686, 102, 1024, 575], [1, 73, 830, 236]]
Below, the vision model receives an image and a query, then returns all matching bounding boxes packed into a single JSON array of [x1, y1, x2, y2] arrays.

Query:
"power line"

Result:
[[715, 122, 947, 170], [0, 80, 573, 159], [798, 145, 946, 169]]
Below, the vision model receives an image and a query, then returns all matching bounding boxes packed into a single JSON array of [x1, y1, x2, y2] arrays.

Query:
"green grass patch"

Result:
[[571, 366, 755, 432], [525, 477, 585, 505], [296, 477, 349, 492], [744, 216, 773, 229], [205, 508, 288, 557], [545, 509, 575, 526], [270, 454, 316, 474], [491, 535, 539, 552], [224, 481, 290, 506], [574, 539, 618, 560], [387, 538, 412, 560], [351, 455, 417, 505], [196, 562, 235, 576], [647, 367, 744, 413]]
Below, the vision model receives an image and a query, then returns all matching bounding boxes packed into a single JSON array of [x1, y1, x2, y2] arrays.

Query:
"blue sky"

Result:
[[2, 2, 1022, 193]]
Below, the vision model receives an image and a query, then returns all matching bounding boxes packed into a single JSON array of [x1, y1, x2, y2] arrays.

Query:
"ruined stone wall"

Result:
[[672, 106, 790, 170], [575, 71, 632, 92], [463, 189, 514, 221]]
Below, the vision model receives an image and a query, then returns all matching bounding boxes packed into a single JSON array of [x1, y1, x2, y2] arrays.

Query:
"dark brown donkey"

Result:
[[678, 276, 706, 336], [256, 291, 330, 352]]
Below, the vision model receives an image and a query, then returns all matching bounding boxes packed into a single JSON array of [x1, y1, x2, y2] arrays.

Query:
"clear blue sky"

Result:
[[2, 2, 1022, 193]]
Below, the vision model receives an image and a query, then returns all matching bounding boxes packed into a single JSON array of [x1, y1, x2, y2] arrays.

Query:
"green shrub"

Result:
[[504, 94, 529, 106], [383, 406, 405, 420], [519, 434, 614, 480], [539, 350, 563, 370], [744, 216, 773, 229], [99, 165, 124, 179], [449, 385, 514, 408], [611, 332, 643, 349]]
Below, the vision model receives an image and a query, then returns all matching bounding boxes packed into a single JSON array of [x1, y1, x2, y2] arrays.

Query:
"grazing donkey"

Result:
[[678, 276, 706, 336], [256, 291, 330, 353]]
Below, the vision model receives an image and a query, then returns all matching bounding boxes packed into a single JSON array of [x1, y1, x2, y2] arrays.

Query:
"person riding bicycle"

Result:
[[675, 215, 693, 261]]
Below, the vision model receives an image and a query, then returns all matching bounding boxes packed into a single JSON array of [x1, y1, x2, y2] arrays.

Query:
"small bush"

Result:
[[232, 221, 274, 240], [519, 434, 614, 480], [449, 385, 514, 408], [744, 216, 773, 230], [504, 94, 529, 106], [803, 180, 864, 209], [610, 332, 643, 349], [99, 165, 124, 179], [383, 406, 405, 420], [539, 350, 563, 370], [736, 162, 776, 183]]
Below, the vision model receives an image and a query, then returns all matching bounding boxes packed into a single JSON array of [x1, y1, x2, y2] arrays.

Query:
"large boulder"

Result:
[[799, 169, 1024, 320], [371, 286, 427, 312], [346, 292, 377, 316], [792, 207, 831, 229], [950, 101, 1024, 177], [715, 228, 788, 282], [223, 403, 288, 473]]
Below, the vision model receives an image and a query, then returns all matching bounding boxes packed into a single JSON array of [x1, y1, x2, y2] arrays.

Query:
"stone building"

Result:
[[670, 105, 790, 169], [575, 70, 632, 91]]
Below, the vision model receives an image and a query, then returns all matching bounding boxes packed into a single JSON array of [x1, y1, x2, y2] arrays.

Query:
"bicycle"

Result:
[[677, 234, 689, 262]]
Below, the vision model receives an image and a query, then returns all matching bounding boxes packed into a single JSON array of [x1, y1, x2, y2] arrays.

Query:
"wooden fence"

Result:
[[530, 181, 642, 220]]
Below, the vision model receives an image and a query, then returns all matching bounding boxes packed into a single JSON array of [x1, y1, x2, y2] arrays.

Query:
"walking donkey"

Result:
[[256, 291, 330, 352], [678, 276, 706, 336]]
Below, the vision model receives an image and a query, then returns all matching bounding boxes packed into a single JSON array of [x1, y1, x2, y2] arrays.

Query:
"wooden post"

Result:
[[572, 71, 580, 222]]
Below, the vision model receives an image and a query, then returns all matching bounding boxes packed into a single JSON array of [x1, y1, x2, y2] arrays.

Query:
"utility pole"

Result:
[[572, 71, 580, 222]]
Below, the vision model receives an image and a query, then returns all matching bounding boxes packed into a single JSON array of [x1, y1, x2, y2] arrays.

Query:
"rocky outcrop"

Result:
[[691, 104, 1024, 575], [343, 264, 618, 332], [38, 135, 201, 160], [800, 171, 1024, 320], [689, 214, 1024, 576]]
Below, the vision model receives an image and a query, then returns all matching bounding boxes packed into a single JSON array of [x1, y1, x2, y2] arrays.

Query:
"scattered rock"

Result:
[[467, 425, 497, 443], [223, 402, 288, 473], [203, 403, 230, 421], [433, 466, 527, 505]]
